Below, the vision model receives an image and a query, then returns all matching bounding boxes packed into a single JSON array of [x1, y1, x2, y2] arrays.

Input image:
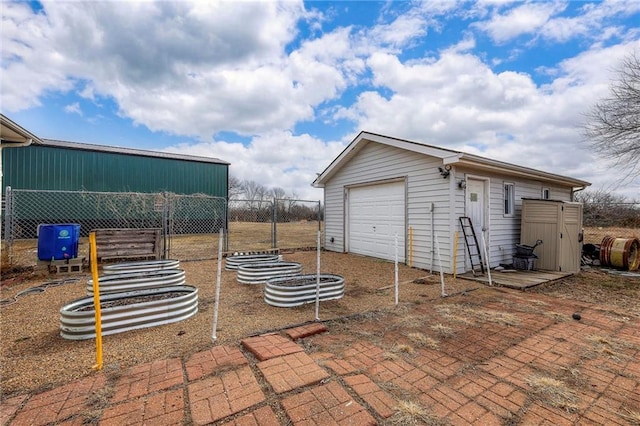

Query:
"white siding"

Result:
[[455, 167, 573, 270], [323, 142, 453, 271]]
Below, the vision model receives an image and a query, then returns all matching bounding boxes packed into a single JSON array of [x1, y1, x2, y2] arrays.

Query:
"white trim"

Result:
[[542, 187, 551, 200], [503, 182, 515, 217]]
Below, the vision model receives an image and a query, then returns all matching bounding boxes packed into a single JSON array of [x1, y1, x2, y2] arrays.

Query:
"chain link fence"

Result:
[[582, 202, 639, 245], [2, 188, 322, 268]]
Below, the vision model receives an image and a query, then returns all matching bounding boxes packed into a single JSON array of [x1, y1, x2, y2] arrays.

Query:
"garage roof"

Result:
[[1, 114, 43, 146], [313, 131, 590, 189]]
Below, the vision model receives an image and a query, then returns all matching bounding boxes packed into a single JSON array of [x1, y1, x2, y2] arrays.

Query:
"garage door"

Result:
[[348, 181, 405, 262]]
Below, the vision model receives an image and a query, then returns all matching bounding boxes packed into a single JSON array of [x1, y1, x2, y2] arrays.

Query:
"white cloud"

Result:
[[475, 1, 566, 43], [64, 102, 82, 116], [336, 41, 640, 199], [1, 0, 638, 201], [163, 131, 345, 200]]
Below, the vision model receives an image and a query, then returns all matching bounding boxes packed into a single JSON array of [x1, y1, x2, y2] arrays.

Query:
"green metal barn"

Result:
[[2, 136, 229, 240], [2, 138, 229, 196]]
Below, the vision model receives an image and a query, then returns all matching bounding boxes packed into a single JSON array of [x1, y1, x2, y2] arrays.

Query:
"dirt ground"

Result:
[[1, 248, 639, 402]]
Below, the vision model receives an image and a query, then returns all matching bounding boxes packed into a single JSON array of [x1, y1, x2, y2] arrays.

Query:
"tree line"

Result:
[[228, 176, 322, 222], [575, 190, 639, 228]]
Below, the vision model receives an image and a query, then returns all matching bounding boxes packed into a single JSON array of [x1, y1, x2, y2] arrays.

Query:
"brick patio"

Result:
[[2, 288, 639, 425]]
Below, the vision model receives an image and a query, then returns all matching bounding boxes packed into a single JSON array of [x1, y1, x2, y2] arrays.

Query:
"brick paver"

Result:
[[257, 352, 329, 394], [99, 388, 184, 426], [0, 395, 27, 426], [281, 381, 376, 425], [220, 405, 280, 426], [285, 322, 328, 340], [3, 287, 639, 426], [343, 374, 396, 418], [185, 344, 248, 381], [10, 374, 106, 426], [111, 358, 183, 403], [241, 334, 304, 361], [188, 365, 264, 425]]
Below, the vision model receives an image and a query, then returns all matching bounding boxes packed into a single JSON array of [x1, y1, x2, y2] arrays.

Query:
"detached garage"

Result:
[[313, 131, 590, 274]]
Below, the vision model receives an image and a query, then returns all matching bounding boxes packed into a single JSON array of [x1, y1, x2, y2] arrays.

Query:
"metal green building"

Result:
[[2, 139, 229, 196]]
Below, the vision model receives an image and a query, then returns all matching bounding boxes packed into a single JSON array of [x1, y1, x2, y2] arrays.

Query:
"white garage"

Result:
[[347, 180, 406, 262], [313, 131, 590, 274]]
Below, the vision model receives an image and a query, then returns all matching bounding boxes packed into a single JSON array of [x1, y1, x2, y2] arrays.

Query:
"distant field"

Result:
[[582, 226, 639, 245]]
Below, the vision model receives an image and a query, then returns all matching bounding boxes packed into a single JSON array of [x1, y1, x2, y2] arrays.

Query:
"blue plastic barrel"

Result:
[[37, 224, 81, 261]]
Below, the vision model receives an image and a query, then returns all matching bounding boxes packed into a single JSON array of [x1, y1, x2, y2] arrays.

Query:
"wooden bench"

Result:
[[92, 228, 162, 262]]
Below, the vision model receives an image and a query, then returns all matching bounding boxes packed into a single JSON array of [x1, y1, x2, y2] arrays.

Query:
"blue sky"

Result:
[[2, 0, 639, 200]]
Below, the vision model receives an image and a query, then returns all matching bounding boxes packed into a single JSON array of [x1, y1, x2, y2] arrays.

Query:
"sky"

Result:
[[2, 0, 639, 201]]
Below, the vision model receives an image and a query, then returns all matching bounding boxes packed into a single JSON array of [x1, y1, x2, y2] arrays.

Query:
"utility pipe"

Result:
[[481, 230, 493, 286], [435, 233, 447, 297]]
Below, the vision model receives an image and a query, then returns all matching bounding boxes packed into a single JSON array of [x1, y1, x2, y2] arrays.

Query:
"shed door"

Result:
[[559, 204, 583, 273], [347, 181, 405, 262]]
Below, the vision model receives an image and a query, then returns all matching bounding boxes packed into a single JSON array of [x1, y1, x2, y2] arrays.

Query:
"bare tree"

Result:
[[228, 175, 243, 200], [583, 51, 640, 177], [271, 187, 286, 200], [575, 189, 639, 227]]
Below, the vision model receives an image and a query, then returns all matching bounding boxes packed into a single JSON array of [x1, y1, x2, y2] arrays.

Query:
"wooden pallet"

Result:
[[92, 228, 162, 262]]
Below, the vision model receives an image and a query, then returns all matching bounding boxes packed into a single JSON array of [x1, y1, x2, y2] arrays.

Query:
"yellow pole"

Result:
[[89, 232, 103, 371], [453, 231, 459, 281], [409, 226, 413, 267]]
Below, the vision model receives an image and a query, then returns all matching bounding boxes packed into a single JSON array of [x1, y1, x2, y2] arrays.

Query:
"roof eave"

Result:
[[0, 114, 43, 146], [448, 156, 591, 188]]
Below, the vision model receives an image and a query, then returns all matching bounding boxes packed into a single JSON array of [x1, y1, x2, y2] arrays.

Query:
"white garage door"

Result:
[[348, 181, 405, 262]]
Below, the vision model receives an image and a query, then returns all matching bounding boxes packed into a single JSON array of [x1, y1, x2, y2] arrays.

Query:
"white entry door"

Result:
[[465, 178, 487, 266], [348, 181, 405, 262]]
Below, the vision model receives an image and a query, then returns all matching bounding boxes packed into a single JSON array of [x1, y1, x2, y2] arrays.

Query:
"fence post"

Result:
[[272, 200, 277, 249], [3, 186, 13, 264]]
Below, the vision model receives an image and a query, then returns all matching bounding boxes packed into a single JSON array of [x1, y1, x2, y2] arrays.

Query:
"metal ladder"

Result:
[[459, 217, 485, 276]]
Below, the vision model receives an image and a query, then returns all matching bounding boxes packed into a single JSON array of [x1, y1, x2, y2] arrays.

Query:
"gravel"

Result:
[[0, 251, 477, 397]]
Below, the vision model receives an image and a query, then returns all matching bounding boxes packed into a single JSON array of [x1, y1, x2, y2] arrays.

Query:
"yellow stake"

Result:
[[453, 231, 459, 281], [89, 232, 103, 371]]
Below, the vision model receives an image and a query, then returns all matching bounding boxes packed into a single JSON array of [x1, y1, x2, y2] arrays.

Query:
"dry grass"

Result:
[[430, 323, 454, 338], [435, 303, 520, 327], [389, 400, 445, 426], [620, 408, 640, 425], [434, 305, 473, 325], [391, 343, 415, 354], [584, 334, 638, 361], [525, 374, 579, 412], [407, 332, 439, 349]]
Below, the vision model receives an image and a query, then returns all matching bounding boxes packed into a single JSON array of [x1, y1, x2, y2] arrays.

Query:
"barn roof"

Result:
[[39, 138, 229, 165], [313, 131, 590, 189]]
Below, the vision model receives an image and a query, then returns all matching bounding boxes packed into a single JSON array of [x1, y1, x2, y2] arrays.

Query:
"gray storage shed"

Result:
[[520, 198, 583, 273]]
